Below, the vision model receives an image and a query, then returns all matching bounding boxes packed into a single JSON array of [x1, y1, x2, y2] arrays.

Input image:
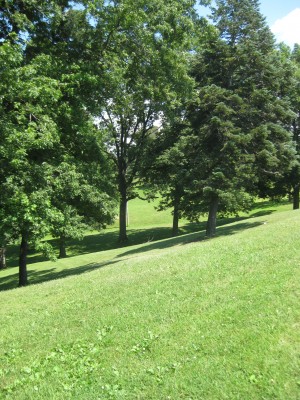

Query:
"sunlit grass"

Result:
[[0, 203, 299, 399]]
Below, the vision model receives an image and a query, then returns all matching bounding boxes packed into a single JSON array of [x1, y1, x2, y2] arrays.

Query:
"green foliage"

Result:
[[0, 42, 61, 248], [82, 0, 198, 241], [0, 6, 118, 281], [179, 0, 297, 234]]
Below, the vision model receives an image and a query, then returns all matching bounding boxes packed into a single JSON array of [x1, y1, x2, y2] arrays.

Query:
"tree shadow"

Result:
[[117, 220, 265, 259], [0, 207, 278, 291], [4, 208, 275, 269], [248, 209, 275, 218], [6, 224, 205, 268], [251, 198, 290, 210], [0, 258, 122, 292]]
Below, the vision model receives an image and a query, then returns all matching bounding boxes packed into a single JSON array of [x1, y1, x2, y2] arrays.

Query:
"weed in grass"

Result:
[[1, 327, 115, 398], [146, 362, 182, 385], [131, 331, 159, 357]]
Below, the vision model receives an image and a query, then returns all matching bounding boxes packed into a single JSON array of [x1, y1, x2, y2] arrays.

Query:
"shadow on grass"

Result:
[[6, 223, 205, 268], [0, 259, 122, 292], [5, 206, 278, 269], [250, 198, 290, 210], [117, 220, 265, 258], [0, 206, 277, 292]]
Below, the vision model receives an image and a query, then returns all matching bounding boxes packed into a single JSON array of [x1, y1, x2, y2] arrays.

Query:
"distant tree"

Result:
[[255, 43, 300, 208], [49, 159, 116, 259], [140, 120, 191, 236], [290, 44, 300, 209]]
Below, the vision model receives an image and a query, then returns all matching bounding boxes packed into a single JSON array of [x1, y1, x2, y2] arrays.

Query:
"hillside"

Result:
[[0, 207, 299, 399]]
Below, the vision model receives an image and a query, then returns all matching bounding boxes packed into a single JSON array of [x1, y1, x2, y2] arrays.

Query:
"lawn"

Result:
[[0, 199, 299, 399], [1, 196, 292, 287]]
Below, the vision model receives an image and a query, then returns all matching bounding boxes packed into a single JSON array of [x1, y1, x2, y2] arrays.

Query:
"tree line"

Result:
[[0, 0, 299, 287]]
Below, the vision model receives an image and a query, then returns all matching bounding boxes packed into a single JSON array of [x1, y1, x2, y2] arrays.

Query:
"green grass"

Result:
[[0, 199, 299, 399], [3, 197, 292, 276]]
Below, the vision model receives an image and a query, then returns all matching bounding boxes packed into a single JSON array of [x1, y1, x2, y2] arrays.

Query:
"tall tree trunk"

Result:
[[293, 183, 299, 210], [172, 193, 181, 236], [206, 196, 219, 238], [0, 246, 7, 269], [119, 196, 128, 243], [118, 164, 128, 243], [172, 205, 179, 237], [19, 233, 28, 287], [59, 235, 67, 258]]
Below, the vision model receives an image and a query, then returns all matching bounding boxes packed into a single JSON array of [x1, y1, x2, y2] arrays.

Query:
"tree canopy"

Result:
[[0, 0, 299, 285]]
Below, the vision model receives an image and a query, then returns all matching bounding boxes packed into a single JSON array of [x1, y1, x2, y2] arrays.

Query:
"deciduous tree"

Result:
[[85, 0, 197, 242]]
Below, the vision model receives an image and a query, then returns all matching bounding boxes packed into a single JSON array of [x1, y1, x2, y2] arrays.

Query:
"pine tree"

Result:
[[186, 0, 297, 236]]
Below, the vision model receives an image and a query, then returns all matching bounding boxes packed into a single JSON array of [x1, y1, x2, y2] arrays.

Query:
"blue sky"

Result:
[[259, 0, 300, 25], [260, 0, 300, 46], [197, 0, 300, 47]]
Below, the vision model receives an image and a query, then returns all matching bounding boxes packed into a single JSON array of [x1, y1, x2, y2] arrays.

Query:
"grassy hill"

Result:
[[0, 201, 299, 399]]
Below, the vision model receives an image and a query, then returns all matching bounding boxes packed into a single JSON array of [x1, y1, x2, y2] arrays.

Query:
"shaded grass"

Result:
[[4, 197, 290, 270], [1, 218, 266, 291], [0, 209, 299, 399], [1, 198, 291, 291]]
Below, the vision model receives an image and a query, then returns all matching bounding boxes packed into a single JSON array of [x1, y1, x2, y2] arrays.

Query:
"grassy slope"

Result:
[[0, 204, 299, 399], [0, 197, 292, 289]]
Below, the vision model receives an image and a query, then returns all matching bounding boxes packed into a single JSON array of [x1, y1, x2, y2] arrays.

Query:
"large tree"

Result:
[[0, 42, 63, 286], [186, 0, 297, 236], [0, 3, 117, 285], [84, 0, 197, 242]]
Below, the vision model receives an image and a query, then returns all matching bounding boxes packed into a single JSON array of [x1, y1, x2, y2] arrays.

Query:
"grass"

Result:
[[3, 197, 292, 274], [0, 198, 299, 399]]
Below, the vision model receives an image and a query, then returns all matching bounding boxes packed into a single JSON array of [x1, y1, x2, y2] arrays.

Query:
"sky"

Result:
[[260, 0, 300, 47], [198, 0, 300, 48]]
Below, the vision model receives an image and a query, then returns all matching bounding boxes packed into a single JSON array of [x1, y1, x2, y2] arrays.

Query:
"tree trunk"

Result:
[[293, 184, 299, 210], [59, 235, 67, 258], [119, 196, 128, 243], [206, 196, 219, 238], [0, 247, 7, 269], [117, 160, 129, 243], [19, 234, 28, 287], [172, 197, 180, 237]]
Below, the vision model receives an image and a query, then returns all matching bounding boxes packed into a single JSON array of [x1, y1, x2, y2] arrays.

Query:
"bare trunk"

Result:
[[19, 234, 28, 287], [118, 163, 128, 243], [119, 196, 128, 243], [59, 235, 67, 258], [293, 184, 299, 210], [172, 193, 181, 236], [0, 247, 7, 269], [206, 196, 219, 238]]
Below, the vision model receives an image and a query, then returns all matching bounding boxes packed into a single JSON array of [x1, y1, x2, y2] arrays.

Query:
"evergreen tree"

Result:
[[186, 0, 296, 236]]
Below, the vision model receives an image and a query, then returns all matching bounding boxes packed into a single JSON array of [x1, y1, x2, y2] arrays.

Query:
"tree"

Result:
[[140, 119, 193, 237], [0, 3, 117, 284], [290, 44, 300, 209], [41, 5, 118, 257], [186, 0, 297, 236], [49, 159, 116, 259], [0, 41, 63, 285], [84, 0, 197, 242]]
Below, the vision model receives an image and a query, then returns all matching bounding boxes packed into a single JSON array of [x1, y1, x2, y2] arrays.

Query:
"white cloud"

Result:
[[271, 8, 300, 47]]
